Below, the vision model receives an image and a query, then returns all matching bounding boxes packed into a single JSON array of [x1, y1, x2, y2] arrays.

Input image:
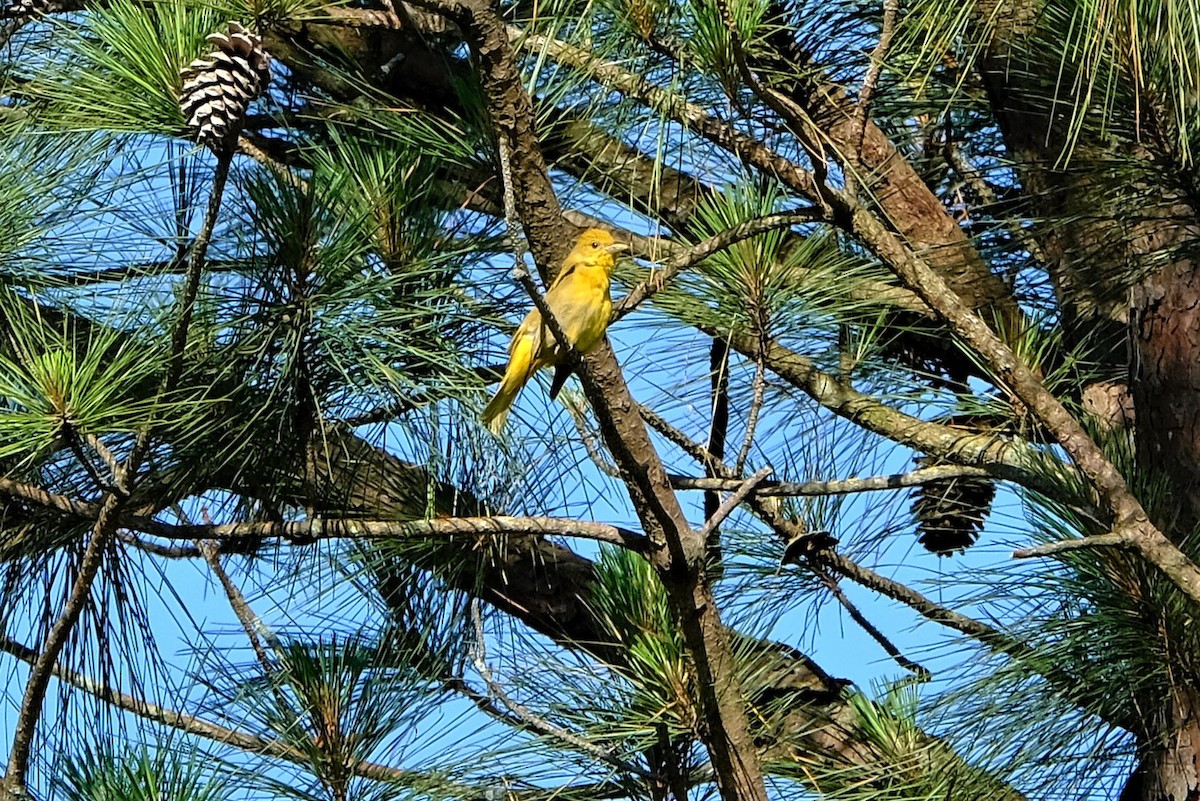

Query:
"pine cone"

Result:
[[179, 22, 271, 149], [911, 455, 996, 555], [0, 0, 54, 20]]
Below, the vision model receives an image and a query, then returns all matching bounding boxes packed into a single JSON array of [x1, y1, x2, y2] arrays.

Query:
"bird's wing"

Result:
[[509, 308, 544, 356], [547, 262, 578, 290]]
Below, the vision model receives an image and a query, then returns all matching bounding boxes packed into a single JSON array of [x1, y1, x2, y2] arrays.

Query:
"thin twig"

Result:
[[65, 431, 112, 495], [565, 400, 622, 478], [815, 568, 929, 677], [197, 537, 291, 713], [696, 467, 773, 540], [496, 135, 529, 273], [710, 0, 833, 195], [442, 676, 526, 729], [468, 601, 654, 780], [845, 0, 899, 197], [1011, 532, 1130, 559], [640, 404, 723, 474], [734, 359, 765, 474], [84, 433, 123, 485], [816, 549, 1031, 657], [118, 531, 200, 558]]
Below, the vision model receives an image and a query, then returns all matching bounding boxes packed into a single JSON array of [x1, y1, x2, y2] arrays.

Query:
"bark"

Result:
[[975, 0, 1200, 795], [425, 1, 774, 795], [1133, 687, 1200, 801], [975, 0, 1200, 521], [973, 0, 1200, 423], [761, 27, 1019, 326], [545, 117, 711, 230], [747, 6, 1030, 391], [1133, 260, 1200, 529]]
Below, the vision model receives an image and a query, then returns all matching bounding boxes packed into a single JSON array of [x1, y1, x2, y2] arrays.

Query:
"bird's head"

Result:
[[570, 228, 629, 271]]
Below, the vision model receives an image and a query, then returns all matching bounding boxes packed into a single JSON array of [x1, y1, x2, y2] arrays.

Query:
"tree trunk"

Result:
[[1135, 686, 1200, 801], [975, 7, 1200, 796], [1133, 259, 1200, 531], [975, 0, 1200, 529]]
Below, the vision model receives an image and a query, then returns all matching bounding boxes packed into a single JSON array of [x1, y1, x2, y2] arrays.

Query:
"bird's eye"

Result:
[[591, 241, 601, 249]]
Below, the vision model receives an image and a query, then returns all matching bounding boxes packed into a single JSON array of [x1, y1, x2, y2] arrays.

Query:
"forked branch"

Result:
[[2, 147, 235, 797]]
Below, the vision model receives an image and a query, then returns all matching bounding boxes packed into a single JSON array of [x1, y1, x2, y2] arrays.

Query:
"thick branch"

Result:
[[835, 193, 1200, 601], [722, 330, 1077, 497], [131, 515, 652, 552], [405, 2, 770, 797]]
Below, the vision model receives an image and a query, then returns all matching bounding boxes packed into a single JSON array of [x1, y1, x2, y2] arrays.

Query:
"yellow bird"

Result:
[[482, 228, 628, 433]]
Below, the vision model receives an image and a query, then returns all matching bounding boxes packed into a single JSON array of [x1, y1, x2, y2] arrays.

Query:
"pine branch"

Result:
[[669, 465, 994, 496], [719, 329, 1077, 499], [613, 210, 823, 318], [645, 409, 1032, 670], [126, 515, 652, 552], [647, 412, 1143, 738], [0, 477, 99, 519], [402, 2, 771, 796], [0, 635, 599, 800], [468, 601, 655, 781], [1011, 533, 1129, 558], [2, 147, 235, 797], [510, 26, 823, 206], [830, 188, 1200, 601]]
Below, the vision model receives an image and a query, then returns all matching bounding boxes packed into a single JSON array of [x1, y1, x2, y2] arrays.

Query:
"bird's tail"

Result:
[[481, 337, 536, 434], [481, 379, 518, 434]]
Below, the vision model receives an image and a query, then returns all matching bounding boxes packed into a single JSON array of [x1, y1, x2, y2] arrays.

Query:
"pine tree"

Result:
[[0, 0, 1198, 797]]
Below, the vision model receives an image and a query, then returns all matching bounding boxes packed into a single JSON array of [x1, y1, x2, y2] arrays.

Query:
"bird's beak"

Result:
[[606, 242, 630, 253]]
